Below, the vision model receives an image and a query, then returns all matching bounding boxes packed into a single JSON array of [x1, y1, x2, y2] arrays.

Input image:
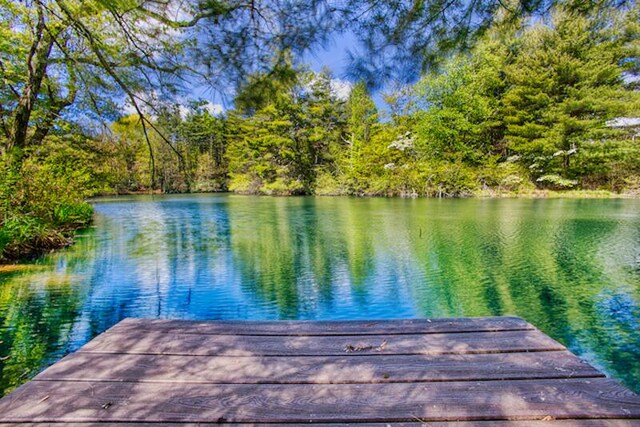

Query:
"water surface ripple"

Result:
[[0, 195, 639, 395]]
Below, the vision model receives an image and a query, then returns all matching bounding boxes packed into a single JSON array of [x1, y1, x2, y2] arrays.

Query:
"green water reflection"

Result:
[[0, 195, 639, 395]]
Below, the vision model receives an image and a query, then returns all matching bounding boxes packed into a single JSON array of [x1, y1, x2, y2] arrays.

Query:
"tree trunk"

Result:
[[8, 2, 54, 166]]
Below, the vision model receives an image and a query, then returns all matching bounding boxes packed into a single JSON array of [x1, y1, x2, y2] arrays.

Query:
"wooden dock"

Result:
[[0, 316, 639, 425]]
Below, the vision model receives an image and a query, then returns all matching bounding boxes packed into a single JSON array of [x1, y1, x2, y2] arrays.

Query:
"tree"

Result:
[[227, 65, 351, 195], [0, 0, 337, 181], [299, 67, 347, 172], [411, 23, 514, 161], [108, 115, 153, 192], [342, 0, 635, 86], [177, 104, 228, 192], [502, 6, 640, 185], [343, 81, 378, 184], [2, 0, 631, 176], [0, 0, 187, 168]]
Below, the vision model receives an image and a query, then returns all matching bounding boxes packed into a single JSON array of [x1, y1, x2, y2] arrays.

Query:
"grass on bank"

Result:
[[1, 142, 94, 263]]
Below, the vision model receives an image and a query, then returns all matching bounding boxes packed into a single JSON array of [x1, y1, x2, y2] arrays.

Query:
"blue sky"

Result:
[[304, 31, 355, 76], [305, 31, 389, 110], [192, 31, 389, 113], [306, 35, 389, 111]]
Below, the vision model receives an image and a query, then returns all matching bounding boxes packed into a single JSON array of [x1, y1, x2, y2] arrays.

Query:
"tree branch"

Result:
[[54, 0, 194, 189]]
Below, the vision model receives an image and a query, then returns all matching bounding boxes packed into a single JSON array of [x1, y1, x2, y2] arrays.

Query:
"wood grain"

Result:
[[0, 422, 638, 427], [80, 329, 564, 356], [1, 317, 639, 425], [109, 316, 534, 336], [35, 351, 603, 384], [0, 379, 639, 423]]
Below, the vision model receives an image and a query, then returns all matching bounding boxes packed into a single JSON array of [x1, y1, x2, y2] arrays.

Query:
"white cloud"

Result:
[[330, 79, 352, 101], [305, 75, 353, 101], [623, 72, 640, 84], [203, 101, 224, 115], [122, 102, 138, 116], [178, 105, 190, 119], [178, 101, 224, 119]]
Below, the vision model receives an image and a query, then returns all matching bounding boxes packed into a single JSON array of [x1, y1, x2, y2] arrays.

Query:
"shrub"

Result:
[[314, 170, 346, 195], [0, 138, 94, 262], [536, 174, 578, 190]]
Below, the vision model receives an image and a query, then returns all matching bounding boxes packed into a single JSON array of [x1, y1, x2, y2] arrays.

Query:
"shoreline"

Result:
[[0, 218, 92, 266], [90, 188, 640, 199], [4, 190, 638, 265]]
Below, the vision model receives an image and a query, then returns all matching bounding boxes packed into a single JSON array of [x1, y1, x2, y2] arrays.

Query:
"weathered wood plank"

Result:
[[0, 379, 638, 423], [2, 317, 638, 424], [80, 329, 564, 356], [35, 351, 603, 384], [109, 316, 533, 336], [0, 421, 638, 427]]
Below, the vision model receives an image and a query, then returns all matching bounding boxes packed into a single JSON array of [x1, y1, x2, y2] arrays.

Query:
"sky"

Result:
[[303, 31, 388, 110], [304, 32, 385, 100], [303, 32, 355, 76], [190, 31, 389, 115]]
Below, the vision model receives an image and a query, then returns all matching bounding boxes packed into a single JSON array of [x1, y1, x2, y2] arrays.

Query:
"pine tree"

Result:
[[343, 81, 378, 187], [502, 7, 640, 186]]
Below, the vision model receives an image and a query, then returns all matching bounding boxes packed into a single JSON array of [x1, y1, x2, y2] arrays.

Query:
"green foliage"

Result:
[[536, 174, 578, 189], [341, 81, 379, 190], [572, 138, 640, 191], [117, 5, 637, 199], [0, 138, 94, 261], [178, 106, 228, 192], [227, 106, 308, 195], [226, 67, 348, 195], [477, 158, 532, 193], [4, 2, 640, 265], [94, 115, 152, 193], [502, 7, 640, 181], [314, 169, 346, 196], [413, 55, 499, 163]]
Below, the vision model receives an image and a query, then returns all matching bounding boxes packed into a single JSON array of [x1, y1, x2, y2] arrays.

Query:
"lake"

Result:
[[0, 194, 639, 396]]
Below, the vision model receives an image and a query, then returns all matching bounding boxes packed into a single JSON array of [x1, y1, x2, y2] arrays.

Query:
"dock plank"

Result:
[[110, 316, 533, 336], [1, 422, 638, 427], [80, 329, 564, 356], [35, 351, 603, 384], [0, 379, 639, 423], [1, 317, 639, 425], [1, 422, 639, 427]]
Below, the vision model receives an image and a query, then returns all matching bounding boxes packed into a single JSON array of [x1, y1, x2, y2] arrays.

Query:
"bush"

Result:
[[0, 213, 71, 261], [422, 162, 478, 197], [314, 170, 346, 195], [228, 172, 271, 194], [536, 174, 578, 190], [0, 138, 94, 262], [477, 159, 531, 193], [262, 177, 306, 195]]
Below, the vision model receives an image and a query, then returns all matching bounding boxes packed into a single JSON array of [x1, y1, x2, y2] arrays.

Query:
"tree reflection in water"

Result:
[[0, 195, 638, 396]]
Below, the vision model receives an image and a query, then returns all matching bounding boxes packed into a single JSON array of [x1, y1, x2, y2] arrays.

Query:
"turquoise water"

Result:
[[0, 194, 639, 395]]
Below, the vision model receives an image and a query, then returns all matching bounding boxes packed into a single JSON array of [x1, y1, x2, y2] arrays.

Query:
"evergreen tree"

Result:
[[502, 7, 640, 187], [343, 81, 379, 187], [227, 63, 308, 195], [177, 104, 228, 192], [300, 68, 348, 174]]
